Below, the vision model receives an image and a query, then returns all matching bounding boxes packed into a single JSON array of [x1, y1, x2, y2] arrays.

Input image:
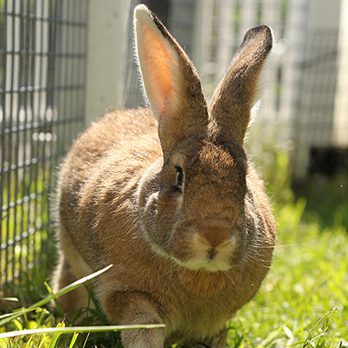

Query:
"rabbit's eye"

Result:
[[173, 166, 184, 193]]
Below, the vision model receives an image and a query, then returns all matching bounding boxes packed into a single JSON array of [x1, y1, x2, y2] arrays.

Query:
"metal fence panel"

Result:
[[0, 0, 88, 293]]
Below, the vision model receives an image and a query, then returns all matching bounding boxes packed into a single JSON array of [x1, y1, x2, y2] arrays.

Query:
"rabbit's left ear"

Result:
[[134, 5, 208, 153], [209, 25, 273, 145]]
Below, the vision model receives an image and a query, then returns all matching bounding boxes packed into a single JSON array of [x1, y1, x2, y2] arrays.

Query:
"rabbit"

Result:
[[53, 4, 276, 348]]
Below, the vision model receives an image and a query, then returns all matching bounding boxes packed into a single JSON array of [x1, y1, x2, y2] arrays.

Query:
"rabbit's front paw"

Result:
[[101, 290, 165, 348], [122, 325, 165, 348]]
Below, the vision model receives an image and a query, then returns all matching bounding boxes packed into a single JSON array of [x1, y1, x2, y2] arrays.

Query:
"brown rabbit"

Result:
[[53, 4, 276, 348]]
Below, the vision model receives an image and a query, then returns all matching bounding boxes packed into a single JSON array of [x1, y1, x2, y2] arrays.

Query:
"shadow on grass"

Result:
[[294, 174, 348, 231]]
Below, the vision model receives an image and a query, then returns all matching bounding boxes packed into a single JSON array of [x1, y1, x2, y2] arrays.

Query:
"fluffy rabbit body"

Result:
[[54, 5, 276, 347]]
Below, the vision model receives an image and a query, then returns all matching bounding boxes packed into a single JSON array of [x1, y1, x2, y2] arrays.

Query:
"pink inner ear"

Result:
[[139, 25, 175, 116]]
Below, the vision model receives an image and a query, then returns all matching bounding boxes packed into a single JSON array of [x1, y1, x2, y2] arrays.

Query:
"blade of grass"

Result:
[[0, 298, 19, 303], [37, 335, 47, 348], [48, 332, 62, 348], [48, 323, 65, 348], [303, 307, 339, 344], [306, 329, 339, 346], [0, 324, 166, 339], [25, 335, 34, 348], [0, 264, 113, 327], [68, 332, 79, 348], [256, 327, 283, 347], [81, 333, 90, 348]]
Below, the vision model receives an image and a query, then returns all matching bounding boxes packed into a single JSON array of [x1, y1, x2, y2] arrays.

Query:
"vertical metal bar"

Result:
[[12, 1, 23, 279], [18, 0, 31, 279], [31, 0, 44, 277], [81, 0, 88, 125], [45, 0, 58, 267], [56, 0, 67, 159], [70, 1, 85, 141], [64, 0, 72, 155], [46, 0, 59, 267], [5, 0, 17, 285], [68, 1, 80, 154], [38, 0, 48, 269], [48, 0, 60, 212], [12, 0, 21, 283], [0, 0, 8, 288], [28, 0, 38, 272], [50, 0, 60, 167], [24, 0, 34, 280], [72, 0, 80, 143], [23, 1, 37, 280]]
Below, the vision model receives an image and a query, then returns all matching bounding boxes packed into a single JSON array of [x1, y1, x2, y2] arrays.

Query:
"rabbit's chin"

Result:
[[178, 258, 232, 272], [149, 240, 235, 273]]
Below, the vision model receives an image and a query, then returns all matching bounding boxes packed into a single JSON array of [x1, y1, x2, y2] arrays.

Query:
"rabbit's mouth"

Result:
[[179, 233, 239, 272], [164, 230, 245, 272], [148, 231, 241, 272], [180, 257, 231, 272]]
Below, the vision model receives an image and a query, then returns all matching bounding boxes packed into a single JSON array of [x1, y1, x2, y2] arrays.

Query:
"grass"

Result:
[[1, 164, 52, 288], [0, 150, 347, 347], [0, 265, 164, 347]]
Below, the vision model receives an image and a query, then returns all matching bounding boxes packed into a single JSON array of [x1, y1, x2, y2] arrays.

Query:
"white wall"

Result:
[[85, 0, 131, 125]]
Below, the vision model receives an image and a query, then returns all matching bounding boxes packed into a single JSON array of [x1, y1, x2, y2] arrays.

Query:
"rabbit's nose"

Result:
[[200, 222, 230, 248]]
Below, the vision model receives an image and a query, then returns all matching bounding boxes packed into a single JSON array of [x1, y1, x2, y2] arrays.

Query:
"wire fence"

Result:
[[0, 0, 88, 294]]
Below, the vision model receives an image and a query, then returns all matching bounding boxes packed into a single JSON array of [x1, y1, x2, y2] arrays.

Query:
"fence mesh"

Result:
[[0, 0, 88, 293]]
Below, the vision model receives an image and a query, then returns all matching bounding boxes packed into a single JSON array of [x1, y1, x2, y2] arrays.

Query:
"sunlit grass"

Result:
[[1, 166, 52, 289], [1, 200, 347, 347], [0, 265, 164, 347]]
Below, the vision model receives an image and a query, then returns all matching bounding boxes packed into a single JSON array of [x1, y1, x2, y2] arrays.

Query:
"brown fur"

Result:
[[53, 5, 276, 348]]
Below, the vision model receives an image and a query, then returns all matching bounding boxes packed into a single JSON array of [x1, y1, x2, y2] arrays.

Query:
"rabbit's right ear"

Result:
[[134, 5, 208, 153], [209, 26, 273, 145]]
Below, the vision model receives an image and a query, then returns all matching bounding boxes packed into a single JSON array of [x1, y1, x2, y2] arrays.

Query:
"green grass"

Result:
[[1, 150, 347, 347], [0, 266, 164, 347], [1, 164, 52, 288]]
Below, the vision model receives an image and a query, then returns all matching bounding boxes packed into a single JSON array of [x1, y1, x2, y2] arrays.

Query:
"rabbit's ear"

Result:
[[134, 5, 208, 153], [209, 26, 273, 145]]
